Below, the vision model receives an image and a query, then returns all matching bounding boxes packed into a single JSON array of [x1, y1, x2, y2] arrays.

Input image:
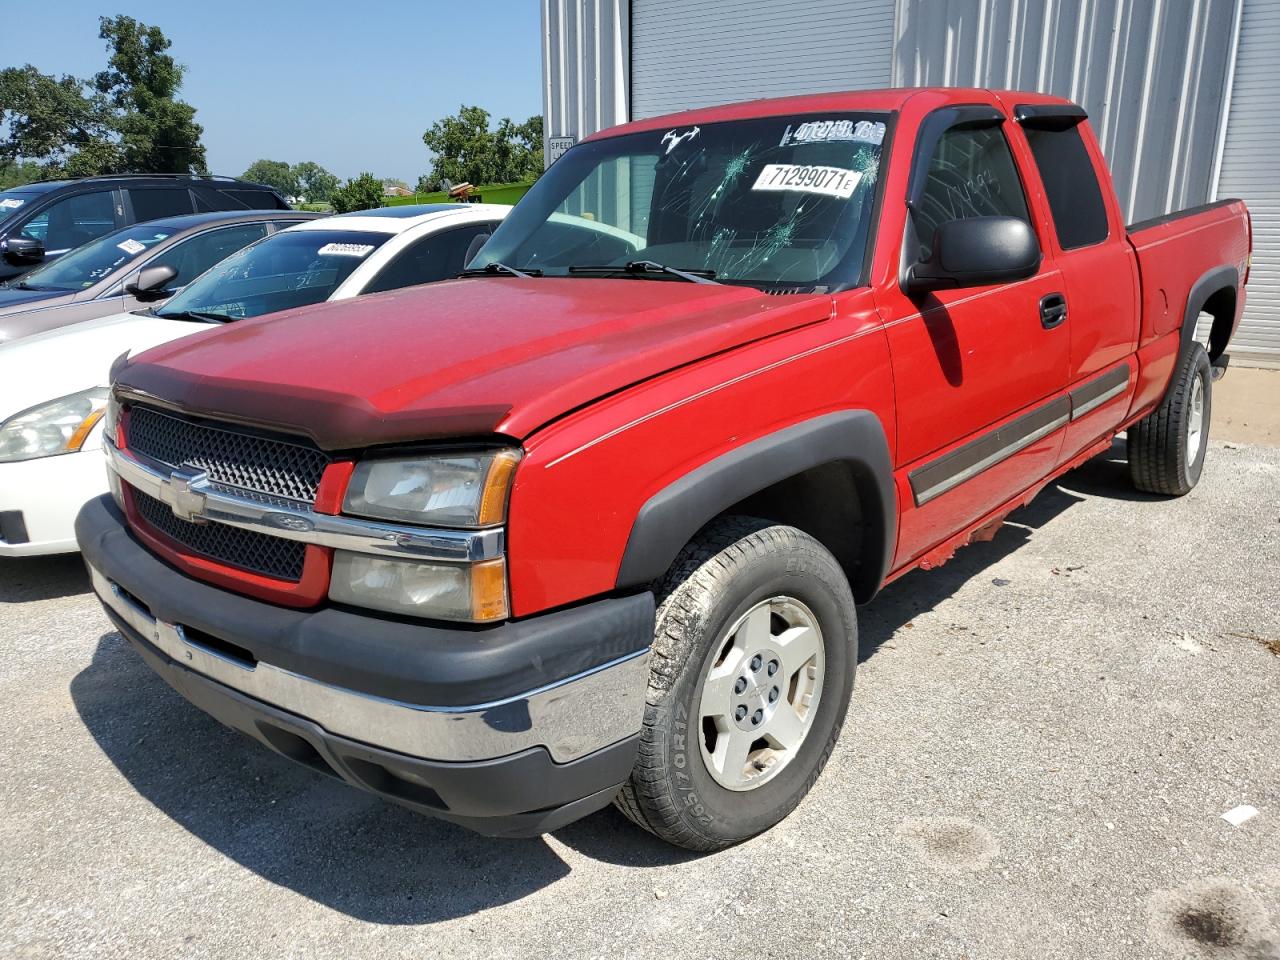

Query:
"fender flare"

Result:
[[615, 410, 896, 603], [1180, 264, 1238, 358]]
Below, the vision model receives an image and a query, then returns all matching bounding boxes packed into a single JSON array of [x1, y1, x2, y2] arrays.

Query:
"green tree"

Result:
[[292, 161, 338, 203], [0, 17, 206, 177], [0, 159, 46, 189], [93, 15, 206, 173], [242, 159, 299, 197], [0, 65, 115, 174], [328, 172, 383, 214], [421, 106, 545, 190], [493, 114, 544, 182], [421, 105, 500, 188]]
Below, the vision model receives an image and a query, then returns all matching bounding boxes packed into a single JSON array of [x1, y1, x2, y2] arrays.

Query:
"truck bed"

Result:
[[1126, 197, 1250, 352]]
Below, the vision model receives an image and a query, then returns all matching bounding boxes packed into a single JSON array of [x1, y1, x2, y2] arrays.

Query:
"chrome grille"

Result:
[[128, 406, 330, 503], [133, 489, 306, 581]]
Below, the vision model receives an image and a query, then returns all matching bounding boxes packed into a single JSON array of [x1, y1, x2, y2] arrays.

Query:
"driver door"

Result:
[[878, 109, 1070, 563]]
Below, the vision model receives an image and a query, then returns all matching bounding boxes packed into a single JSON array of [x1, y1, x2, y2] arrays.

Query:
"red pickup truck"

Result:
[[78, 87, 1250, 851]]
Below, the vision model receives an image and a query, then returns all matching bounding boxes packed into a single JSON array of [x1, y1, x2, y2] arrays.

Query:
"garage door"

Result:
[[1216, 0, 1280, 363], [630, 0, 896, 120]]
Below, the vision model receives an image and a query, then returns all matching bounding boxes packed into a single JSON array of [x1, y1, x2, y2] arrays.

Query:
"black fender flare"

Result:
[[615, 410, 896, 603], [1180, 264, 1238, 359]]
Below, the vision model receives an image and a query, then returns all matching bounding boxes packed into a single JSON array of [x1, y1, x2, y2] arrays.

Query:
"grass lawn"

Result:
[[383, 180, 534, 207]]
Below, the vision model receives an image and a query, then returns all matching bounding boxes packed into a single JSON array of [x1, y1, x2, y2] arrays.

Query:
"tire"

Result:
[[614, 516, 858, 851], [1128, 341, 1213, 496]]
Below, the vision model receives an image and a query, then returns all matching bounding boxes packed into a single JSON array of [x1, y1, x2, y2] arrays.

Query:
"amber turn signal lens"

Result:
[[477, 449, 521, 526], [470, 557, 510, 621]]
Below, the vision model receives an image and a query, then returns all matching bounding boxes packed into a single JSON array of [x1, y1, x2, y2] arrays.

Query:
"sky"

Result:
[[0, 0, 544, 183]]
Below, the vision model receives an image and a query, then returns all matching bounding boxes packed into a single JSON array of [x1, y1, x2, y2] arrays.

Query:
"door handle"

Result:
[[1040, 292, 1068, 329]]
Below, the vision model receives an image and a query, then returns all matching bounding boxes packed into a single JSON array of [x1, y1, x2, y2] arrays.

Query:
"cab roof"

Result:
[[288, 203, 510, 235], [584, 87, 1079, 141]]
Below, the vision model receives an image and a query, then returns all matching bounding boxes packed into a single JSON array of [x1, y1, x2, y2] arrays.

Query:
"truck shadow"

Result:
[[67, 440, 1136, 921], [0, 554, 90, 603], [855, 437, 1136, 661], [69, 630, 695, 925]]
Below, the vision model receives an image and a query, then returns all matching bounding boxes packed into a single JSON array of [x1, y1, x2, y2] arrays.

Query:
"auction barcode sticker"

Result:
[[318, 242, 375, 257], [116, 238, 147, 255], [752, 164, 862, 199]]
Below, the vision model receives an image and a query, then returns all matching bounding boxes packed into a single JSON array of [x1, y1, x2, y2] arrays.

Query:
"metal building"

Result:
[[541, 0, 1279, 364]]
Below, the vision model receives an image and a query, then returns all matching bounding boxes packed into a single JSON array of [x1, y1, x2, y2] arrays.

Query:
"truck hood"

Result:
[[115, 278, 832, 449], [0, 311, 202, 422]]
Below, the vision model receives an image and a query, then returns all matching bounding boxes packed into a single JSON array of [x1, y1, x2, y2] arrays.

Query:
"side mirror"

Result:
[[2, 235, 45, 266], [124, 263, 179, 300], [907, 216, 1040, 293]]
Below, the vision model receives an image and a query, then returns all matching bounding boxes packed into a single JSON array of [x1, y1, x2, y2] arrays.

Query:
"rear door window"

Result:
[[19, 190, 118, 252], [363, 224, 493, 294], [1022, 124, 1110, 249], [911, 126, 1030, 260], [129, 187, 193, 222]]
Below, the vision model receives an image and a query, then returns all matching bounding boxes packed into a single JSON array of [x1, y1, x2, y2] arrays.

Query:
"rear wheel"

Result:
[[614, 516, 857, 851], [1129, 342, 1213, 496]]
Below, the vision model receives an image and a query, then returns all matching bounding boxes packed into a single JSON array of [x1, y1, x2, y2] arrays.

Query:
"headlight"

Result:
[[329, 553, 508, 622], [343, 449, 520, 527], [0, 387, 111, 463], [103, 393, 121, 445]]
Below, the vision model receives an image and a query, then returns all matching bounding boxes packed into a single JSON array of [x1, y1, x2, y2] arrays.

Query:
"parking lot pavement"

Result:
[[2, 440, 1277, 960]]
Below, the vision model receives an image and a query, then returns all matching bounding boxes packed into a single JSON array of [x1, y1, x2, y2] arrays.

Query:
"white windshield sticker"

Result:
[[117, 238, 147, 255], [779, 119, 885, 147], [0, 198, 25, 210], [317, 242, 374, 258], [752, 164, 863, 199]]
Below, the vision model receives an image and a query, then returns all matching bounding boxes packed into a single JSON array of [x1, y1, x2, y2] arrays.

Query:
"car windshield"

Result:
[[0, 189, 36, 218], [154, 228, 391, 321], [15, 223, 175, 291], [473, 112, 887, 292]]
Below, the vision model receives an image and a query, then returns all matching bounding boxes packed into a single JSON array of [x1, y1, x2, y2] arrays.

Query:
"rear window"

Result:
[[222, 188, 289, 210], [154, 228, 391, 321], [1023, 125, 1109, 249]]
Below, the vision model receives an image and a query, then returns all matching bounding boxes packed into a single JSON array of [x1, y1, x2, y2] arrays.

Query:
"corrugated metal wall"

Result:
[[543, 0, 1274, 359], [1213, 0, 1279, 362], [629, 0, 895, 119], [893, 0, 1240, 224], [540, 0, 630, 168]]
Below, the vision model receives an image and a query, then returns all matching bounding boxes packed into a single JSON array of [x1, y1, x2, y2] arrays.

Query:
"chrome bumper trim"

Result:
[[92, 565, 649, 764], [105, 438, 503, 563]]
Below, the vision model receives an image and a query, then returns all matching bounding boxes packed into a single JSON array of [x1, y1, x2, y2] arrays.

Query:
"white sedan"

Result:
[[0, 203, 509, 555]]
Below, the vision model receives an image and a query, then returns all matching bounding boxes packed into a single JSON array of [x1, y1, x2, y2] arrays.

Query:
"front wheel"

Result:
[[614, 517, 857, 851], [1128, 342, 1213, 496]]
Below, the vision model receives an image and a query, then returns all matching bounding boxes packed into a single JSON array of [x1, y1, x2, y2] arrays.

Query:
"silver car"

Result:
[[0, 209, 321, 343]]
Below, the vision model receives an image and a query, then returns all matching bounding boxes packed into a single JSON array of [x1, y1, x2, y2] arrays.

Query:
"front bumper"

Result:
[[0, 448, 108, 556], [77, 495, 654, 836]]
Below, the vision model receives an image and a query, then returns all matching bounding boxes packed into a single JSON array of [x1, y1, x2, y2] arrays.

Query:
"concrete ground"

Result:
[[1213, 366, 1278, 446], [2, 440, 1278, 960]]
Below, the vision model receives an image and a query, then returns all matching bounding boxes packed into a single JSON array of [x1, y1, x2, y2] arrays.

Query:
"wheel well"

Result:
[[713, 460, 882, 603], [1200, 286, 1236, 361]]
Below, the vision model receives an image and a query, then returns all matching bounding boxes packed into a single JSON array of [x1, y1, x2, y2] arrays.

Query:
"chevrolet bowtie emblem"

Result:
[[161, 466, 209, 523]]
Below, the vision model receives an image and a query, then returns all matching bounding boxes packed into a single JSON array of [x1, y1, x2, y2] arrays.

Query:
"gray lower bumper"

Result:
[[90, 564, 649, 764]]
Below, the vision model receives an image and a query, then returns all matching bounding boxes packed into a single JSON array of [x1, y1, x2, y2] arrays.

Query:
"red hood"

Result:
[[116, 278, 832, 450]]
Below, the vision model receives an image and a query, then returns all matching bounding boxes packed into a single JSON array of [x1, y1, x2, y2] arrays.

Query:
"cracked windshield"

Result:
[[474, 113, 886, 292]]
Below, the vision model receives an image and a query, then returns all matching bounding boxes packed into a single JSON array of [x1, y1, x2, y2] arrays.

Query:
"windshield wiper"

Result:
[[14, 280, 49, 291], [158, 309, 231, 324], [568, 260, 720, 284], [459, 262, 542, 279]]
